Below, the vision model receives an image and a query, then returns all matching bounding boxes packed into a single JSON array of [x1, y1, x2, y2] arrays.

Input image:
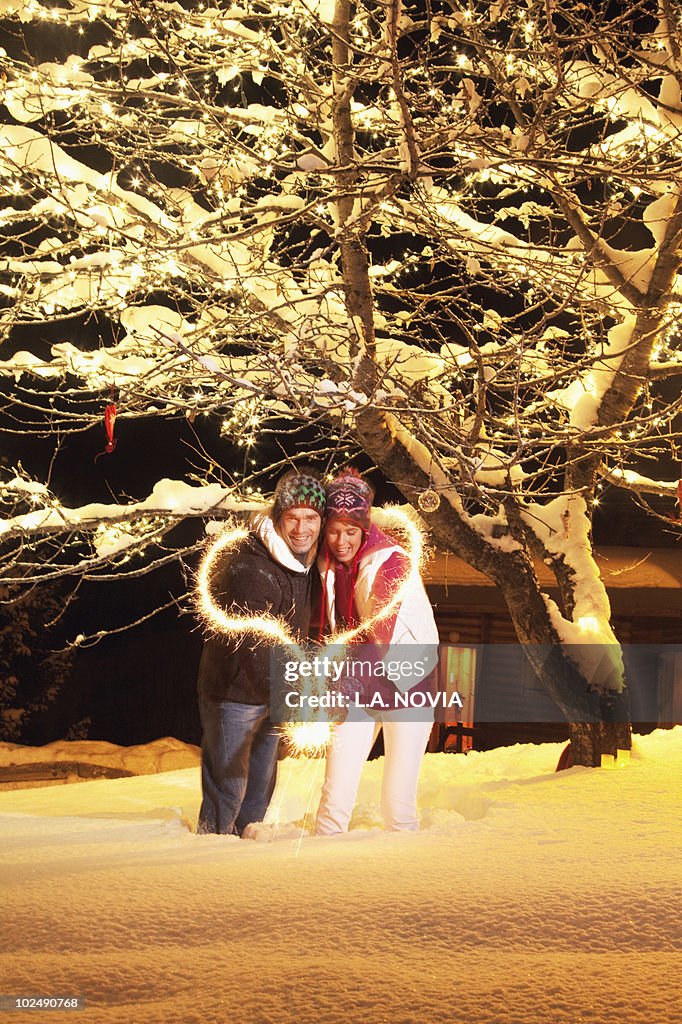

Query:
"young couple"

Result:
[[196, 467, 439, 838]]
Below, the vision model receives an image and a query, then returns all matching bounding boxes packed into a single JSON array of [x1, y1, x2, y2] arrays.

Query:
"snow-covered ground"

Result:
[[1, 729, 681, 1024]]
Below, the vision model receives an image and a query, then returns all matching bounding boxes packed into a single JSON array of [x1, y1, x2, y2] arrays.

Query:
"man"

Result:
[[196, 469, 325, 835]]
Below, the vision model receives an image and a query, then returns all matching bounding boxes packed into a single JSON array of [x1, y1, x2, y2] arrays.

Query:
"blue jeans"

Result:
[[197, 698, 280, 835]]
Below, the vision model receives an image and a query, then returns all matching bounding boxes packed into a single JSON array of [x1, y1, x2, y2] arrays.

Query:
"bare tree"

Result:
[[0, 0, 680, 763]]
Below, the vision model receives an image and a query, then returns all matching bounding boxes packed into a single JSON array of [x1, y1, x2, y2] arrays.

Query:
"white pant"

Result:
[[315, 709, 433, 834]]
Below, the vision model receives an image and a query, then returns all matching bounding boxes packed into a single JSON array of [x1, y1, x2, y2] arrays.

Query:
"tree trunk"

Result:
[[329, 0, 634, 771], [568, 720, 633, 767]]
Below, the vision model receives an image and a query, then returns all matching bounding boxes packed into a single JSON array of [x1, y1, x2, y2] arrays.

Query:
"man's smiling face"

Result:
[[278, 508, 322, 557]]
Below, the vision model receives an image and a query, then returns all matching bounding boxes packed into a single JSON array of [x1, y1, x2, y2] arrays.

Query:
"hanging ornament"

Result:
[[677, 473, 682, 522], [94, 386, 117, 462], [418, 488, 441, 513]]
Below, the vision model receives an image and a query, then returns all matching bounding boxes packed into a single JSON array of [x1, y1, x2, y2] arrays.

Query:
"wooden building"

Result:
[[424, 546, 682, 752]]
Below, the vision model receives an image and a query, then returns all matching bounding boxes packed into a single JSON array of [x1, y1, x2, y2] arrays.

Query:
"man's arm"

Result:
[[218, 554, 284, 621]]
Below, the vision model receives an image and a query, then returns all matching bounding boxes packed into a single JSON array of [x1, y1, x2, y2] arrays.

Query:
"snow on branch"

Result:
[[600, 466, 681, 498], [0, 478, 257, 541]]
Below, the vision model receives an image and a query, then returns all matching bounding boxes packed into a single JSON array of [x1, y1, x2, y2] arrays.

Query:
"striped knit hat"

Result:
[[325, 469, 374, 531], [272, 470, 326, 521]]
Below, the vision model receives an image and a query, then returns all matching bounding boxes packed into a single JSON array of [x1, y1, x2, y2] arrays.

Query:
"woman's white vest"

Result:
[[322, 541, 440, 693]]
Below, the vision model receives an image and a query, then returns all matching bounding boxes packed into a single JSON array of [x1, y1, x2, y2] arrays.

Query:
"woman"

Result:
[[315, 470, 439, 834]]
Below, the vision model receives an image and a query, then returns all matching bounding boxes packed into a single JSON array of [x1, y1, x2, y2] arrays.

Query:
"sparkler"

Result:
[[196, 507, 426, 756], [285, 722, 334, 759]]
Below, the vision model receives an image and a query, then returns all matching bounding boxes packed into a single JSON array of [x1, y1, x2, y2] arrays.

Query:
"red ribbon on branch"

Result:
[[94, 387, 117, 462]]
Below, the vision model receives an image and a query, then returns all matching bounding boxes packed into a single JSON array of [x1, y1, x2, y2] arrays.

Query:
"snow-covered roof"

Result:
[[427, 546, 682, 590]]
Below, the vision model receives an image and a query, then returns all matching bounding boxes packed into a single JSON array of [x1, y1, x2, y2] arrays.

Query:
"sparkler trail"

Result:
[[196, 507, 426, 756], [196, 523, 304, 651]]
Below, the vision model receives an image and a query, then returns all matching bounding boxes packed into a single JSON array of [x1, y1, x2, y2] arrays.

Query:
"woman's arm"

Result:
[[364, 550, 410, 644]]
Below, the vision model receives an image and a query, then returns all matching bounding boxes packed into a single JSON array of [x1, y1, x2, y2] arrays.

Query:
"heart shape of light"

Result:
[[196, 506, 425, 754]]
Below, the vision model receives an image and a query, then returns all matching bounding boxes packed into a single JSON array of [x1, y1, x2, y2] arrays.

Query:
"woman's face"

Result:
[[325, 519, 363, 565]]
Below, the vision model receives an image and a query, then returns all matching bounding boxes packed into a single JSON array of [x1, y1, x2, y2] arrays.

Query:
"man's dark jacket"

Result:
[[197, 517, 315, 705]]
